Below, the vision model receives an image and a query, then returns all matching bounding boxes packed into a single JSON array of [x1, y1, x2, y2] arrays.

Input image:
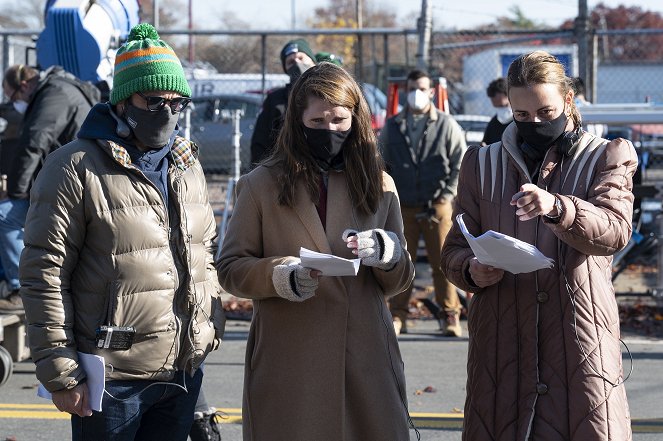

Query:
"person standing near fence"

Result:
[[380, 69, 467, 336], [482, 77, 513, 145], [0, 63, 98, 313], [249, 38, 316, 167], [441, 50, 634, 440], [572, 76, 607, 138], [217, 62, 415, 440], [19, 24, 225, 440]]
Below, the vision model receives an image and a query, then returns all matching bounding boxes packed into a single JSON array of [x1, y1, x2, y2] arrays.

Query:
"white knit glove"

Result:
[[272, 259, 318, 302], [342, 228, 401, 270]]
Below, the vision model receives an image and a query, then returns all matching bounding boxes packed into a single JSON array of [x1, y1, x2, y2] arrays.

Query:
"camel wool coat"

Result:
[[217, 165, 415, 441], [441, 124, 636, 441]]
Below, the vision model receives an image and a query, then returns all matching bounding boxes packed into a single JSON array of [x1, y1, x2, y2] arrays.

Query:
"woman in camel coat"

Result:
[[217, 63, 415, 441]]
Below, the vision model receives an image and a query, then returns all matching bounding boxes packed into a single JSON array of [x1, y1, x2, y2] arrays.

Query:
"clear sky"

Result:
[[197, 0, 663, 30]]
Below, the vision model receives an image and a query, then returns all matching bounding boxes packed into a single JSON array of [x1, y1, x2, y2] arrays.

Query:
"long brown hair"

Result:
[[506, 51, 581, 128], [269, 62, 385, 215]]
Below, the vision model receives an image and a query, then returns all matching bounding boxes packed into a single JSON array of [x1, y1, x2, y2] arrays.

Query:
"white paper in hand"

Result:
[[456, 213, 554, 274], [37, 352, 105, 412], [300, 247, 361, 276]]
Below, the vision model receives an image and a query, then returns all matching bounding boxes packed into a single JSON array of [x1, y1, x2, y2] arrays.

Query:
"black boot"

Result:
[[189, 407, 223, 441]]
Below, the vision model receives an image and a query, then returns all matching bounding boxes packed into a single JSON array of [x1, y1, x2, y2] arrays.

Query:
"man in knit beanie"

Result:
[[250, 38, 317, 167], [19, 23, 225, 441], [279, 38, 316, 80]]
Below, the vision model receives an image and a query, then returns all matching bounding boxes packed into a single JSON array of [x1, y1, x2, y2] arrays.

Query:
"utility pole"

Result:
[[355, 0, 364, 82], [575, 0, 589, 92], [188, 0, 194, 65], [153, 0, 159, 29], [416, 0, 432, 70]]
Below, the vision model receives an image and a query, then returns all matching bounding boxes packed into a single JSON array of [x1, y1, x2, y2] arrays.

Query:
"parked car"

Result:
[[452, 114, 491, 145], [186, 93, 263, 174]]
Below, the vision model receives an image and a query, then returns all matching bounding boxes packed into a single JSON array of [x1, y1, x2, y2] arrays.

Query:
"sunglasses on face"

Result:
[[136, 91, 191, 113]]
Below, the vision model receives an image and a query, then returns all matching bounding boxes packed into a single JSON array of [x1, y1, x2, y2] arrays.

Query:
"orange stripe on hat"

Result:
[[114, 58, 182, 75], [115, 46, 176, 64]]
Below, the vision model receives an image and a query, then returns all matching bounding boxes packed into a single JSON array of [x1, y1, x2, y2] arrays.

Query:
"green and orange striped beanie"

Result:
[[110, 23, 191, 104]]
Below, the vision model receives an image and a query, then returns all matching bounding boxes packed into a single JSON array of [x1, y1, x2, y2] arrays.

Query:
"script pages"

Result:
[[300, 247, 361, 276], [456, 213, 554, 274]]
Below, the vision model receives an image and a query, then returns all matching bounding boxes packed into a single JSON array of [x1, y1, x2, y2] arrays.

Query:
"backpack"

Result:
[[57, 75, 102, 106]]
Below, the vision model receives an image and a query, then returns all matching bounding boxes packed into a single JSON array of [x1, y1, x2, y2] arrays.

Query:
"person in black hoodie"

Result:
[[0, 64, 96, 312], [249, 38, 316, 167]]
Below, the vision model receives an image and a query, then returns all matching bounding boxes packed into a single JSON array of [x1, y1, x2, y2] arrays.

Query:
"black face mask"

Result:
[[124, 103, 180, 149], [287, 61, 313, 85], [515, 110, 568, 149], [303, 126, 351, 171]]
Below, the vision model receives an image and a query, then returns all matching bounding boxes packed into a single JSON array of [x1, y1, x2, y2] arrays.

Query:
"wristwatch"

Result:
[[544, 196, 563, 222]]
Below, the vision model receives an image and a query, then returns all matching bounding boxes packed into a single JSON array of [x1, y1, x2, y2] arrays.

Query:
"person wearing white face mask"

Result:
[[0, 64, 96, 313], [379, 69, 467, 336], [482, 77, 513, 145]]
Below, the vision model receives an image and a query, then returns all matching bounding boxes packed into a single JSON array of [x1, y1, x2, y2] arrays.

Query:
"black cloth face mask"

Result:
[[515, 110, 568, 153], [303, 126, 351, 171], [124, 103, 180, 149]]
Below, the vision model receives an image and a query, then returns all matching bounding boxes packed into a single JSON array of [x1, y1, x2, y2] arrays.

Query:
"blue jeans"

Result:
[[71, 369, 203, 441], [0, 198, 29, 291]]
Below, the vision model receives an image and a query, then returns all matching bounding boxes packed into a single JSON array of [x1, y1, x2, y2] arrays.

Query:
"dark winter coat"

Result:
[[379, 105, 467, 207], [249, 85, 290, 167], [8, 66, 95, 199]]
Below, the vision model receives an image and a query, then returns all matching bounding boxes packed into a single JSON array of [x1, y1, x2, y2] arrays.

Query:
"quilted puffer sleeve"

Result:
[[441, 145, 483, 293], [544, 138, 637, 256], [19, 147, 87, 392]]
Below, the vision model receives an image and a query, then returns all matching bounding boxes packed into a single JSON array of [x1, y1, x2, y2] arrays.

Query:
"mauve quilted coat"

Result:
[[441, 123, 636, 441]]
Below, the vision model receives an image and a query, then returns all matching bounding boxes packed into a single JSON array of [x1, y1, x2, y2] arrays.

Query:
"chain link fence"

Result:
[[2, 27, 663, 173]]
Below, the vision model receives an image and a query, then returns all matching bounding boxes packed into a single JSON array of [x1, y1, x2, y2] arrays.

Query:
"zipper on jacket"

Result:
[[170, 171, 199, 372], [129, 162, 183, 370]]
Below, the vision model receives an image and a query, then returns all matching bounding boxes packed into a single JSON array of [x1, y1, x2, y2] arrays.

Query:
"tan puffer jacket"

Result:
[[441, 124, 636, 441], [20, 136, 225, 393]]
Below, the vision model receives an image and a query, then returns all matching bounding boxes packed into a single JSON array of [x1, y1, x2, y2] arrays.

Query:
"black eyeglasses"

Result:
[[136, 91, 191, 113]]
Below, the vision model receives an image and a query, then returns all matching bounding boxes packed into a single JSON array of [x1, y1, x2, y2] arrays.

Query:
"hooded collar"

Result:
[[107, 136, 198, 172]]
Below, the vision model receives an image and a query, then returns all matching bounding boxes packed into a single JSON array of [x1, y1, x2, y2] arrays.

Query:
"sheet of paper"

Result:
[[37, 352, 105, 412], [456, 213, 554, 274], [300, 247, 361, 276]]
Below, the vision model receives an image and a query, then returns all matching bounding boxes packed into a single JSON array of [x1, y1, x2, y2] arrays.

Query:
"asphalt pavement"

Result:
[[1, 262, 662, 440]]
